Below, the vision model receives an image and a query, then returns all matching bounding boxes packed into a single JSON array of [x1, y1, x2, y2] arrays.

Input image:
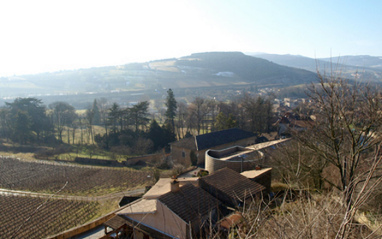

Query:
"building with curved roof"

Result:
[[205, 145, 264, 174]]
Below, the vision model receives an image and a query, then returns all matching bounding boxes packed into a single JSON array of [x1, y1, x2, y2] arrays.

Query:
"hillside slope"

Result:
[[255, 53, 382, 82], [0, 52, 318, 100], [176, 52, 318, 86]]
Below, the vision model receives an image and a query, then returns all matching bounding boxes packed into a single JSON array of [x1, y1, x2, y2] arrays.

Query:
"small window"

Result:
[[182, 151, 186, 158]]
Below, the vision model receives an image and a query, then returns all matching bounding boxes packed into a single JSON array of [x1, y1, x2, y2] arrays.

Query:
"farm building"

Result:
[[104, 178, 222, 239], [103, 168, 271, 239], [170, 128, 257, 166]]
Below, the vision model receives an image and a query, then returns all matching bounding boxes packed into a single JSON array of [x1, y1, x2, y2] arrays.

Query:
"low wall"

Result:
[[47, 201, 135, 239], [74, 157, 123, 167], [47, 212, 116, 239]]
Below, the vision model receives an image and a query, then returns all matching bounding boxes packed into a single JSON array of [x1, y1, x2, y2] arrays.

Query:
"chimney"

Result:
[[170, 178, 180, 193]]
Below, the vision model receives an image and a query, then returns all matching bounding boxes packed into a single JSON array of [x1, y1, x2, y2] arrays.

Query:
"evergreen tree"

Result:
[[165, 89, 177, 132], [130, 101, 150, 132], [108, 103, 121, 132], [162, 122, 176, 151], [148, 119, 163, 151], [6, 97, 52, 143], [92, 99, 101, 125]]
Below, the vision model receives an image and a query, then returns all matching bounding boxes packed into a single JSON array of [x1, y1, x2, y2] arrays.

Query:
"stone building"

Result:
[[170, 128, 257, 166]]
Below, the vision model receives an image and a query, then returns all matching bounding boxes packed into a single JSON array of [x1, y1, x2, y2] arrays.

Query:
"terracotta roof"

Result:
[[199, 168, 265, 205], [195, 128, 256, 150], [158, 183, 221, 223], [219, 212, 243, 229], [143, 177, 199, 199]]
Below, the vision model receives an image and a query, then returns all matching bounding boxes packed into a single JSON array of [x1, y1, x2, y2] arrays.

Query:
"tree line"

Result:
[[0, 89, 275, 155]]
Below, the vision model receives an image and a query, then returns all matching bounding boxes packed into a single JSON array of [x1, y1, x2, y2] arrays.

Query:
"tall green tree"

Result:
[[130, 101, 150, 132], [214, 112, 237, 131], [108, 103, 122, 132], [165, 89, 177, 132], [0, 108, 11, 141], [6, 98, 52, 143], [92, 99, 101, 125], [13, 111, 32, 144], [148, 119, 164, 151]]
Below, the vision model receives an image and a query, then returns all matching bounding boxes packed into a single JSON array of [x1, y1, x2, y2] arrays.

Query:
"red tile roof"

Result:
[[158, 183, 221, 223], [200, 168, 265, 205]]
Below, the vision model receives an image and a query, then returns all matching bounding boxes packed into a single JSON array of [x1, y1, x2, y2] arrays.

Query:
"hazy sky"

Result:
[[0, 0, 381, 76]]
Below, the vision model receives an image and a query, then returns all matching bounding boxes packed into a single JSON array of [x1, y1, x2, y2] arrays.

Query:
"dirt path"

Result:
[[0, 187, 145, 201]]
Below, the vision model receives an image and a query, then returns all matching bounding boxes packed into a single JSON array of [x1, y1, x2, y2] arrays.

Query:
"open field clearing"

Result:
[[0, 157, 154, 196], [0, 195, 99, 239], [148, 60, 180, 72]]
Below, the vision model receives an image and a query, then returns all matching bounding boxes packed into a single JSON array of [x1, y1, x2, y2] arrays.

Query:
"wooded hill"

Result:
[[0, 52, 317, 101]]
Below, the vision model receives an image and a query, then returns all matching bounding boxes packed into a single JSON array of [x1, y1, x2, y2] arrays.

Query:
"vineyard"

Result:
[[0, 156, 155, 195], [0, 195, 99, 238]]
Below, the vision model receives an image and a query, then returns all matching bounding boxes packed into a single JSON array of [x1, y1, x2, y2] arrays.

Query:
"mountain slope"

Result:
[[176, 52, 318, 86], [254, 53, 382, 82], [319, 55, 382, 70], [0, 52, 319, 99]]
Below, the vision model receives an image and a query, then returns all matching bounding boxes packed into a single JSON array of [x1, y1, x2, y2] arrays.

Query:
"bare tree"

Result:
[[188, 97, 208, 135], [206, 99, 218, 132], [175, 102, 188, 139], [240, 94, 273, 133], [49, 102, 77, 142], [85, 107, 94, 144], [296, 71, 382, 208]]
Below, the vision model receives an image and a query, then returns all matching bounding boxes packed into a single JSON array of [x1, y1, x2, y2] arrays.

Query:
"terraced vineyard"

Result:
[[0, 156, 154, 195], [0, 195, 99, 238]]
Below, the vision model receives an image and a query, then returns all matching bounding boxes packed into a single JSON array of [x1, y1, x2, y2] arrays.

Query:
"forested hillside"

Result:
[[0, 52, 318, 107]]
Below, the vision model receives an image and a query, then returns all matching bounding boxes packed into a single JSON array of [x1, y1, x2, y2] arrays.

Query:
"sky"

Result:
[[0, 0, 381, 77]]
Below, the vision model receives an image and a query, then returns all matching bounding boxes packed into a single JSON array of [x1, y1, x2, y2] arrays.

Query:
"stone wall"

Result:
[[251, 170, 272, 193]]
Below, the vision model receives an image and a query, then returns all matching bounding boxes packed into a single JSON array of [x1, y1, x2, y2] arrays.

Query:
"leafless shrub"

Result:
[[172, 164, 185, 177], [211, 191, 378, 239]]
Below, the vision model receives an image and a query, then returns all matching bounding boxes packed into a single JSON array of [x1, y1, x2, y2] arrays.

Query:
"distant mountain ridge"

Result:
[[254, 53, 382, 82], [319, 55, 382, 69]]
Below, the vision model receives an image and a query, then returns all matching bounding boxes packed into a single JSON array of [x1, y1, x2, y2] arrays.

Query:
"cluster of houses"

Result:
[[101, 128, 283, 239]]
